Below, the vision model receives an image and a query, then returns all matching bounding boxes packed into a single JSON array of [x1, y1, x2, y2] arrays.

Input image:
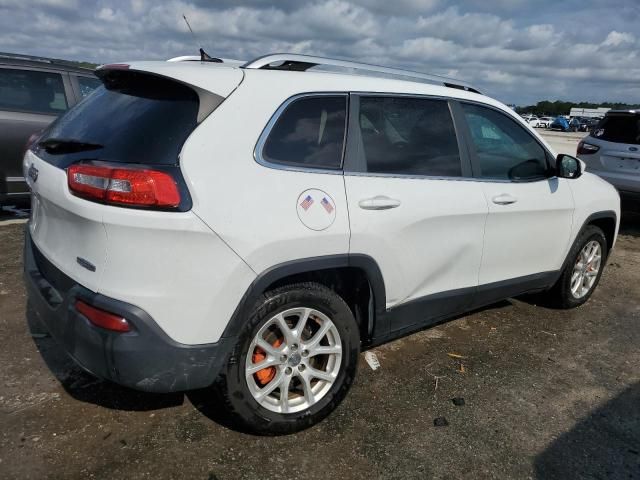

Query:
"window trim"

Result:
[[343, 92, 473, 180], [0, 66, 71, 115], [253, 92, 349, 175], [454, 99, 557, 183]]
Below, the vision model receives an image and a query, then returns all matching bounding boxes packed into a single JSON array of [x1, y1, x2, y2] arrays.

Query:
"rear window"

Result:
[[0, 68, 67, 114], [358, 96, 462, 177], [38, 71, 199, 166], [594, 114, 640, 145], [261, 96, 347, 170]]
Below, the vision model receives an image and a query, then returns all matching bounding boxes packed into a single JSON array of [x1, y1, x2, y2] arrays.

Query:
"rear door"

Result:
[[0, 67, 69, 195], [456, 101, 574, 300], [344, 94, 488, 334]]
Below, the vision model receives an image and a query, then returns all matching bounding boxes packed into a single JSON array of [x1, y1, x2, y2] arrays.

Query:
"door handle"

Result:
[[358, 196, 401, 210], [492, 193, 518, 205]]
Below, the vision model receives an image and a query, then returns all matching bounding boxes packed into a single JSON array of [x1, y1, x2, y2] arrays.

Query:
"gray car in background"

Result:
[[577, 110, 640, 199], [0, 53, 100, 206]]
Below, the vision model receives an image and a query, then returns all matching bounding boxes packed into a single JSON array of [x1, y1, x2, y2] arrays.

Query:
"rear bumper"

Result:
[[24, 227, 233, 393]]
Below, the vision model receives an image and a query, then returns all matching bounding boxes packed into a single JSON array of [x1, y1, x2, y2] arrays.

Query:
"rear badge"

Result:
[[76, 257, 96, 272], [296, 189, 336, 231]]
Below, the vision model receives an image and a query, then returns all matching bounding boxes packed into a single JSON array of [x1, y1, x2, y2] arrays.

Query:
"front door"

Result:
[[457, 102, 574, 302]]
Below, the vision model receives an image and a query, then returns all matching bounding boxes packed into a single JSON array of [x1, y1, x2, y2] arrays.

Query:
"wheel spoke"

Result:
[[300, 371, 316, 405], [305, 321, 332, 350], [246, 356, 280, 375], [571, 273, 583, 293], [256, 337, 281, 357], [309, 345, 342, 356], [279, 375, 292, 413], [308, 366, 335, 383], [255, 370, 284, 402], [292, 308, 311, 341], [274, 313, 296, 345]]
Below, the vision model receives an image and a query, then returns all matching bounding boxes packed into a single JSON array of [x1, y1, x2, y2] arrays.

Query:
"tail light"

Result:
[[577, 141, 600, 155], [67, 164, 180, 208], [75, 300, 130, 332]]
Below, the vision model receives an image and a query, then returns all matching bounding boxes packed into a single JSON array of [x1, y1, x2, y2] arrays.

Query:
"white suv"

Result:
[[23, 54, 620, 435]]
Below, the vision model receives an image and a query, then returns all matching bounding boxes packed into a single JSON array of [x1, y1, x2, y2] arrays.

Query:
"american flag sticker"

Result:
[[321, 197, 334, 214], [300, 195, 314, 211]]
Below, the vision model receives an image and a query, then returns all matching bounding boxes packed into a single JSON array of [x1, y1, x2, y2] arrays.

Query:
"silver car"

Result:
[[577, 110, 640, 198]]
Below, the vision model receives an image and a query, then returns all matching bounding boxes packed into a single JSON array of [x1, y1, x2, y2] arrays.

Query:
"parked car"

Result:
[[23, 53, 620, 435], [523, 115, 541, 127], [550, 116, 570, 131], [577, 110, 640, 199], [538, 116, 554, 128], [584, 117, 601, 132], [0, 52, 100, 207]]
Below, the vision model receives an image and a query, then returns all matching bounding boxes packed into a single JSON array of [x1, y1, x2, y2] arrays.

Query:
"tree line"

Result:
[[516, 100, 640, 116]]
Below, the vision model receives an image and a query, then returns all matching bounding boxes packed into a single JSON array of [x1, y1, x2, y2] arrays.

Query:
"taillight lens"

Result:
[[75, 300, 130, 332], [67, 164, 180, 208], [577, 141, 600, 155]]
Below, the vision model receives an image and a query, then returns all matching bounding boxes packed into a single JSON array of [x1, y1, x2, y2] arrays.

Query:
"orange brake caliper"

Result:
[[253, 337, 283, 386]]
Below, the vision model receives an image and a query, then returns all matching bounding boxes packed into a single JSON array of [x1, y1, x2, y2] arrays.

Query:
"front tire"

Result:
[[214, 282, 360, 435], [544, 225, 608, 309]]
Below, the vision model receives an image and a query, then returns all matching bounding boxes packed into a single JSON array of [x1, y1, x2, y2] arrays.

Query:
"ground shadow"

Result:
[[27, 306, 184, 412], [534, 382, 640, 479]]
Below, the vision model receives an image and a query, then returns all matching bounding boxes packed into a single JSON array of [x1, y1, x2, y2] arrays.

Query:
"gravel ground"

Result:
[[0, 207, 639, 479]]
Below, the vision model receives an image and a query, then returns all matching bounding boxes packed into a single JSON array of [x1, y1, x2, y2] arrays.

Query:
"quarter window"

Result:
[[358, 96, 462, 177], [77, 76, 101, 98], [0, 68, 67, 114], [262, 96, 347, 169], [461, 103, 548, 181]]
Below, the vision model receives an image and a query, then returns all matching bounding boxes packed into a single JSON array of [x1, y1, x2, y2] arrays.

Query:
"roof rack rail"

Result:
[[242, 53, 481, 94], [0, 51, 52, 64]]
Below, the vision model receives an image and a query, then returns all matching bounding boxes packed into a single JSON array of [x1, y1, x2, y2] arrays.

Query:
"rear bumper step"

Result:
[[23, 226, 232, 393]]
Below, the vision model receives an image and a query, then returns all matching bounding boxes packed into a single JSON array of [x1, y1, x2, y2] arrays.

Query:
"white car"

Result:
[[538, 116, 554, 128], [523, 115, 541, 128], [23, 53, 620, 435]]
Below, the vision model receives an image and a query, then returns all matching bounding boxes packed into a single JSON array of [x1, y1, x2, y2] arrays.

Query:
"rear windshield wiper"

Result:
[[38, 138, 104, 155]]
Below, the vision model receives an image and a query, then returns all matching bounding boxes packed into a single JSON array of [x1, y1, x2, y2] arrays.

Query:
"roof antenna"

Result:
[[182, 14, 222, 63]]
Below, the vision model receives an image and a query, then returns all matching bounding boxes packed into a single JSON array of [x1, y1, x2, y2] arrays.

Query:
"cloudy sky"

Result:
[[1, 0, 638, 105]]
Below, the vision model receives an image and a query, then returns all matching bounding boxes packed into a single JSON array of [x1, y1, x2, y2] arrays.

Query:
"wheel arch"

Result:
[[559, 210, 617, 278], [585, 211, 617, 254], [221, 254, 386, 344]]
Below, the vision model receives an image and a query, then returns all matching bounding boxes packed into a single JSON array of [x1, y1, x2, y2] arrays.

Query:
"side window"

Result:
[[461, 103, 548, 181], [77, 76, 101, 98], [262, 96, 347, 169], [0, 68, 67, 114], [358, 96, 462, 177]]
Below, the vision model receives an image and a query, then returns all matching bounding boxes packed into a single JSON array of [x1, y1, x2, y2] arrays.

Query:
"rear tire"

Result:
[[543, 225, 608, 309], [212, 282, 360, 435]]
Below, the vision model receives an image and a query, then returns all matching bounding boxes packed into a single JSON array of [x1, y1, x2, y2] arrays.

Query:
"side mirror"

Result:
[[556, 154, 582, 179]]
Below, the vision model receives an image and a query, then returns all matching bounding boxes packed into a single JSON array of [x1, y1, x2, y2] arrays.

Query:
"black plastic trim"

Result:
[[220, 253, 387, 339], [370, 270, 559, 346]]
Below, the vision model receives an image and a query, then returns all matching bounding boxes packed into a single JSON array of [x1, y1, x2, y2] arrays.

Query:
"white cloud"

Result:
[[0, 0, 638, 105]]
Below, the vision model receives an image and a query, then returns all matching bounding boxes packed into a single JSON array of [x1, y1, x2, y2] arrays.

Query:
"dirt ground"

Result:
[[0, 206, 639, 480]]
